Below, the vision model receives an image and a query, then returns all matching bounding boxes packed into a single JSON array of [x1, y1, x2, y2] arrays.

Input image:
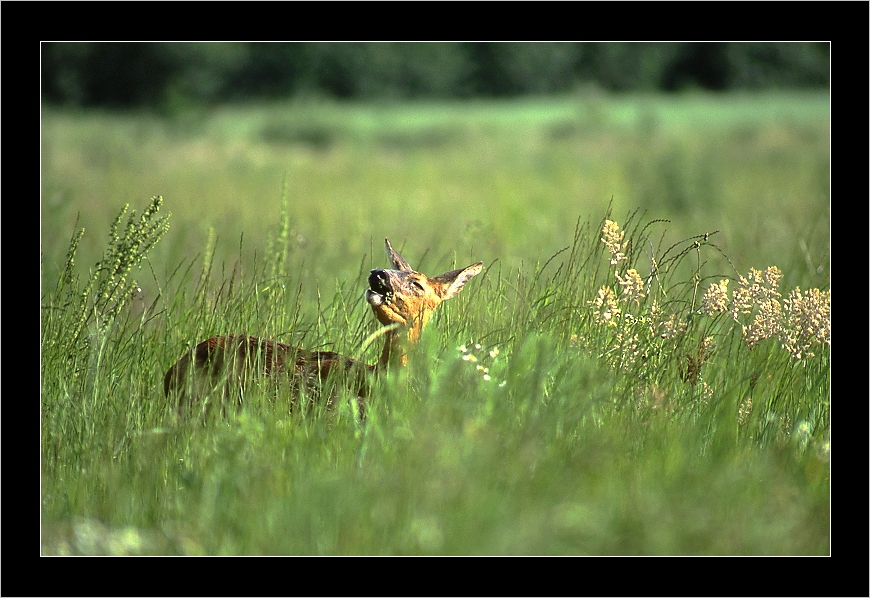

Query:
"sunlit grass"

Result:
[[42, 202, 829, 555], [41, 93, 829, 555]]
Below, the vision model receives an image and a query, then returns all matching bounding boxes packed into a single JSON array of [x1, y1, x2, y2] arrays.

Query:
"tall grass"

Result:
[[41, 191, 829, 554]]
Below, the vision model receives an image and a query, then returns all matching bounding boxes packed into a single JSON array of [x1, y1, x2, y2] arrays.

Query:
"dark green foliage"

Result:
[[42, 42, 830, 109]]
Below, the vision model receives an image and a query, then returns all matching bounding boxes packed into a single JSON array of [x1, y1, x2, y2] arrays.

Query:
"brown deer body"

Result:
[[163, 239, 483, 415]]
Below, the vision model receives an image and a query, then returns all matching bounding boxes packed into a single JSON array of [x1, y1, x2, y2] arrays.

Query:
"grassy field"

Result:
[[41, 91, 829, 555]]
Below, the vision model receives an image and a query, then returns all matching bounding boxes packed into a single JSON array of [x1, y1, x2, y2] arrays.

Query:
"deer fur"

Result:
[[163, 238, 483, 416]]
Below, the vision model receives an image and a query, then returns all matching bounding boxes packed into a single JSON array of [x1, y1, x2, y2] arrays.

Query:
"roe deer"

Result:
[[163, 238, 483, 416]]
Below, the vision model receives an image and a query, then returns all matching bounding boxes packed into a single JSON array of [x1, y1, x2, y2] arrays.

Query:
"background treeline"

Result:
[[41, 42, 829, 109]]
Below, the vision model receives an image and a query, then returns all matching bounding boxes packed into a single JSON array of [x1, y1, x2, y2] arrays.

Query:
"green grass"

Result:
[[41, 92, 829, 555], [41, 91, 829, 286]]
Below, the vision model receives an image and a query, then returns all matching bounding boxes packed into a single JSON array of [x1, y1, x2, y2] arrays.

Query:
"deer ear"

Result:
[[434, 261, 484, 300], [384, 238, 413, 271]]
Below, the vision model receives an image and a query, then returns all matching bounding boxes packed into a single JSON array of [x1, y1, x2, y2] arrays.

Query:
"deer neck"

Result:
[[378, 321, 423, 369]]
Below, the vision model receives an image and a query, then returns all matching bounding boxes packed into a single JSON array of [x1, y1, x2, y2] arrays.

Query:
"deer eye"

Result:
[[411, 280, 425, 293]]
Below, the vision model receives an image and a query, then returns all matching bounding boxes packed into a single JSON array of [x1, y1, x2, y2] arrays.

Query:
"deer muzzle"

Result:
[[366, 269, 393, 307]]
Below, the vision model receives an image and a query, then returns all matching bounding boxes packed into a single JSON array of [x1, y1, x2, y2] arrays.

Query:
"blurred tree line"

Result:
[[42, 42, 829, 109]]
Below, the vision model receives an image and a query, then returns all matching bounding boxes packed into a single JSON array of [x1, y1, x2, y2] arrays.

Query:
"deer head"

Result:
[[365, 238, 483, 366]]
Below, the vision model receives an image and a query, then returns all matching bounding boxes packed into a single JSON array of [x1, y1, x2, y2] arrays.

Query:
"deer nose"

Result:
[[368, 269, 390, 293]]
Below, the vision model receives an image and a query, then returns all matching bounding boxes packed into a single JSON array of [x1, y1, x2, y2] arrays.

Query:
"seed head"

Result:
[[615, 268, 645, 304], [590, 285, 620, 326], [702, 279, 730, 316], [780, 287, 831, 359], [601, 220, 626, 265]]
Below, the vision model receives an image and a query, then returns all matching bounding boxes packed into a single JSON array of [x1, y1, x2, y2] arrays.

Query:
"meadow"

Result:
[[41, 91, 829, 555]]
